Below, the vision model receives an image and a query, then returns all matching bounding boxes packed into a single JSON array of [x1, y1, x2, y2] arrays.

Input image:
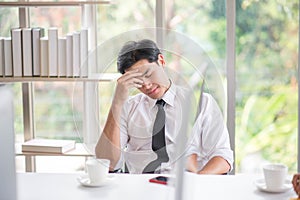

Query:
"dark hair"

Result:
[[117, 39, 161, 74]]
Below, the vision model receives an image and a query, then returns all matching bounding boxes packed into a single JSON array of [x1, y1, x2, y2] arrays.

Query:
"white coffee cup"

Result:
[[86, 158, 110, 184], [263, 163, 288, 190]]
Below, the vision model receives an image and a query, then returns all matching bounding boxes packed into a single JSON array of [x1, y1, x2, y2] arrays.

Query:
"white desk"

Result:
[[17, 172, 297, 200]]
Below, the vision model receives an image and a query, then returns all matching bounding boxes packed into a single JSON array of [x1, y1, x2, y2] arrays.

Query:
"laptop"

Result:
[[0, 84, 17, 200]]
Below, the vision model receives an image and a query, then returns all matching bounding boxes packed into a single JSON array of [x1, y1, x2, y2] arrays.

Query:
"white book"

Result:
[[22, 138, 76, 154], [80, 29, 88, 77], [11, 28, 23, 77], [32, 27, 44, 76], [4, 38, 12, 77], [22, 28, 33, 76], [0, 38, 4, 76], [48, 27, 58, 77], [40, 37, 48, 77], [58, 37, 66, 77], [66, 33, 73, 77], [72, 31, 80, 77]]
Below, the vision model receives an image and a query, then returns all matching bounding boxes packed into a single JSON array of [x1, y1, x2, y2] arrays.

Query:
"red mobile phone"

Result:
[[149, 176, 169, 185]]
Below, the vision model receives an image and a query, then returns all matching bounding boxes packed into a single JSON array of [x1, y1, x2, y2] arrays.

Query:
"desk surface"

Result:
[[17, 172, 297, 200]]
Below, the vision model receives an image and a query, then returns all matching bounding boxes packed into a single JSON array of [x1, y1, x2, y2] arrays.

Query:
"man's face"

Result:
[[125, 59, 170, 99]]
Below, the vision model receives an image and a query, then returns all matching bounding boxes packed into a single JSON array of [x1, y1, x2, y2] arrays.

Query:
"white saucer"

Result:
[[77, 174, 114, 187], [254, 178, 292, 193]]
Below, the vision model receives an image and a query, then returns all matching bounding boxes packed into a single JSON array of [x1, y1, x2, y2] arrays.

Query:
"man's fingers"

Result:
[[133, 83, 142, 88], [120, 69, 143, 79], [129, 78, 143, 88], [132, 77, 144, 84], [118, 76, 144, 88], [118, 73, 143, 83]]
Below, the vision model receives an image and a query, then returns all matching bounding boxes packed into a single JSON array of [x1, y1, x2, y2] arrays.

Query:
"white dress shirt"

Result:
[[116, 83, 233, 173], [186, 92, 234, 172]]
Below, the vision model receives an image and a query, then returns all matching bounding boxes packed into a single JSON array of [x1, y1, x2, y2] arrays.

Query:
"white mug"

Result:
[[86, 158, 110, 184], [263, 163, 288, 190]]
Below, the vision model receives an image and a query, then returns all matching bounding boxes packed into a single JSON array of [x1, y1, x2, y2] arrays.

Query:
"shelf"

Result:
[[0, 73, 121, 82], [15, 143, 95, 156], [0, 1, 112, 7]]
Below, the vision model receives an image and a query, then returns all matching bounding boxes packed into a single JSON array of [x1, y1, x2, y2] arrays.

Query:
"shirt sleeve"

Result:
[[187, 93, 234, 171]]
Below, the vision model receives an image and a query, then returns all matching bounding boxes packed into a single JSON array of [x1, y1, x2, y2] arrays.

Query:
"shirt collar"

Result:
[[148, 80, 177, 108]]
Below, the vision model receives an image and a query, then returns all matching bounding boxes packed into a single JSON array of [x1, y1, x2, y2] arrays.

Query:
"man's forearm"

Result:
[[95, 66, 143, 171], [197, 156, 230, 175], [95, 104, 122, 171]]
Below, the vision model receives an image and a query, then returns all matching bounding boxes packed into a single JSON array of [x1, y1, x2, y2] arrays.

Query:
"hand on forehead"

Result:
[[125, 60, 169, 88], [127, 62, 156, 73]]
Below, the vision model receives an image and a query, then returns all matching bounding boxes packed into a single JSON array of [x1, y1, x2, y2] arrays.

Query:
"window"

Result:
[[235, 1, 298, 173]]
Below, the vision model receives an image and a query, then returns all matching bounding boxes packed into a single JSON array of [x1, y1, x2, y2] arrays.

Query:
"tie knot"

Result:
[[156, 99, 165, 107]]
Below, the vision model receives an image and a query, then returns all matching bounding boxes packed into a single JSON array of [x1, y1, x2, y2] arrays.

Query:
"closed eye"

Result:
[[140, 68, 152, 78], [140, 69, 149, 77]]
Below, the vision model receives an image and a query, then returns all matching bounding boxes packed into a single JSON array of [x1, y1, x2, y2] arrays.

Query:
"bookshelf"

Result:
[[0, 0, 112, 172], [0, 73, 120, 82]]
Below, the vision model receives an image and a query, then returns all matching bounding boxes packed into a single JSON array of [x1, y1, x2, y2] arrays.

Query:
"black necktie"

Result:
[[143, 99, 169, 173]]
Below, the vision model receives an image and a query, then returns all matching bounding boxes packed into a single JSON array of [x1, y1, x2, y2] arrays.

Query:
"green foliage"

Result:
[[236, 85, 297, 172], [207, 0, 298, 172], [0, 8, 18, 36], [33, 83, 83, 140]]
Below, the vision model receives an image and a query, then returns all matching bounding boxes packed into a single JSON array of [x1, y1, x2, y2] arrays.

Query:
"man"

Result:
[[95, 39, 233, 174]]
